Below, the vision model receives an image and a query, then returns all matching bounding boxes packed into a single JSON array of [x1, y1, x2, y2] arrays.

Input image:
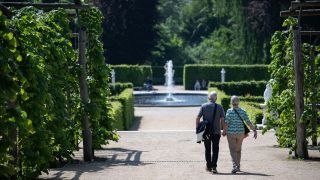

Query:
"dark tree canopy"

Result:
[[94, 0, 159, 65]]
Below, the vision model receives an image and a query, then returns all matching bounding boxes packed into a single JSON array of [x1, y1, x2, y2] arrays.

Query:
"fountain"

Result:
[[133, 61, 207, 107], [164, 60, 174, 101]]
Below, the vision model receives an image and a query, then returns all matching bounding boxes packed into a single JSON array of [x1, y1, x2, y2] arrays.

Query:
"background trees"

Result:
[[93, 0, 159, 65], [152, 0, 291, 65]]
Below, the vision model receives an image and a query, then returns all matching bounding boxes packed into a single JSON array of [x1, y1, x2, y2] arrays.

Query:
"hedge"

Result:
[[109, 101, 124, 130], [110, 88, 134, 130], [152, 66, 183, 85], [109, 82, 133, 96], [111, 65, 152, 87], [208, 81, 267, 96], [184, 64, 270, 90]]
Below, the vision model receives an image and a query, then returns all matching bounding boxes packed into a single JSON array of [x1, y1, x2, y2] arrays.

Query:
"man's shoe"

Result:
[[212, 167, 218, 174], [206, 167, 212, 172], [231, 168, 238, 174]]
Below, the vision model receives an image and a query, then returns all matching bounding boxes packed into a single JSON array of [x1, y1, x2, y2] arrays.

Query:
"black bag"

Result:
[[203, 103, 217, 138], [233, 108, 250, 137]]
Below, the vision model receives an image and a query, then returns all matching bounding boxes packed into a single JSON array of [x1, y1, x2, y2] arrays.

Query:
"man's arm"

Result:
[[196, 116, 201, 128], [196, 106, 203, 128]]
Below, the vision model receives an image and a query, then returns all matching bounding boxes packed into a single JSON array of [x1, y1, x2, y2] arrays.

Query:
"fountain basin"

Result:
[[134, 92, 208, 107]]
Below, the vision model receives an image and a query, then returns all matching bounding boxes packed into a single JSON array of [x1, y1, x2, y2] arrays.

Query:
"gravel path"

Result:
[[39, 87, 320, 180]]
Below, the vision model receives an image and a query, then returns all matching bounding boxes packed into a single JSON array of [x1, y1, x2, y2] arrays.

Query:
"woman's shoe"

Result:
[[212, 167, 218, 174]]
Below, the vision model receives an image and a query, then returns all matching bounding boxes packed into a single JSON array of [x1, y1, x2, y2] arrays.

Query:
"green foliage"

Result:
[[109, 101, 124, 130], [221, 97, 231, 112], [79, 7, 119, 149], [189, 26, 243, 64], [152, 66, 183, 85], [109, 83, 133, 96], [0, 7, 80, 178], [97, 0, 159, 64], [254, 112, 264, 124], [184, 64, 269, 90], [208, 81, 267, 96], [111, 65, 152, 86], [151, 0, 193, 66], [265, 17, 320, 154], [110, 89, 134, 130], [152, 0, 290, 65], [0, 7, 118, 179]]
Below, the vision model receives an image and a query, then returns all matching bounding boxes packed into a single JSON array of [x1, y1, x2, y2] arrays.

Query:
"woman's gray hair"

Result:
[[231, 95, 240, 105], [208, 91, 217, 102]]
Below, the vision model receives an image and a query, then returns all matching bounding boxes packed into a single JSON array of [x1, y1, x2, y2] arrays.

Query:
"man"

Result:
[[196, 91, 225, 174]]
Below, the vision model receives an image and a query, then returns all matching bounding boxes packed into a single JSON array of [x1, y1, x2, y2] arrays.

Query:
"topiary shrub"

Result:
[[109, 82, 133, 96], [111, 65, 152, 86], [254, 112, 264, 124], [221, 97, 231, 112], [184, 64, 270, 90], [208, 81, 267, 96], [109, 101, 124, 130], [110, 88, 134, 130]]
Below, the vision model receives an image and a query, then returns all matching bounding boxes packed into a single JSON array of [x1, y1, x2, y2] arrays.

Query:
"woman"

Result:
[[222, 95, 257, 173]]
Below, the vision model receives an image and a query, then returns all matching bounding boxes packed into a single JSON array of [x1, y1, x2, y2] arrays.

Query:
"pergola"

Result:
[[280, 0, 320, 158], [1, 1, 94, 162]]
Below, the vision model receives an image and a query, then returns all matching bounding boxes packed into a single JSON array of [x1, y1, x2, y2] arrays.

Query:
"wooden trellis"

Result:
[[280, 0, 320, 159]]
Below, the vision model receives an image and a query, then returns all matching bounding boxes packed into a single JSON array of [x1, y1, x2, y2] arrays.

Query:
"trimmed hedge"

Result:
[[109, 101, 124, 130], [110, 88, 134, 130], [111, 65, 152, 86], [221, 97, 231, 112], [109, 82, 133, 96], [184, 64, 270, 90], [152, 66, 183, 85], [208, 81, 267, 96]]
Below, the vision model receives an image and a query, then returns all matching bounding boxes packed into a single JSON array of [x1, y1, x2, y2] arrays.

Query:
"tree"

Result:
[[93, 0, 159, 65]]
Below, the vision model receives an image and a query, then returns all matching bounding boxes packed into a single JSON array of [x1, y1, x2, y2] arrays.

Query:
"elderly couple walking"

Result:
[[196, 91, 257, 174]]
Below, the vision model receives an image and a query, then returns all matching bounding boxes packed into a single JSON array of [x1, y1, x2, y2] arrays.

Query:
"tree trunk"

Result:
[[78, 28, 93, 162], [293, 27, 308, 158]]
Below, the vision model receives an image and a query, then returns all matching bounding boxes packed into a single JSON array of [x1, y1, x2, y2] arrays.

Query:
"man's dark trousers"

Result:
[[204, 134, 221, 168]]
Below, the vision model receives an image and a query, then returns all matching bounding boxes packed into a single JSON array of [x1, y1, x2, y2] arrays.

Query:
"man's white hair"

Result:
[[231, 95, 240, 105], [208, 91, 217, 102]]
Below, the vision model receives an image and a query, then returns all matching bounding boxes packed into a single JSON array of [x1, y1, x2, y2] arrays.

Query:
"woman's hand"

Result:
[[253, 130, 257, 139]]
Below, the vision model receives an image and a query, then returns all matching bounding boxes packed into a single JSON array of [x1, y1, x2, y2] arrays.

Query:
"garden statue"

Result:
[[194, 80, 201, 91], [111, 69, 116, 83], [259, 79, 274, 127], [263, 83, 272, 103], [201, 79, 207, 89], [221, 68, 226, 82]]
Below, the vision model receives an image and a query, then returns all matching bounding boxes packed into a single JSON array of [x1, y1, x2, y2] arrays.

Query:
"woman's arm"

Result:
[[222, 123, 228, 136], [243, 109, 257, 139]]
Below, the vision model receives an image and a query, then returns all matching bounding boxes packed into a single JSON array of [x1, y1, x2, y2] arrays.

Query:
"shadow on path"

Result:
[[38, 147, 150, 180], [216, 171, 273, 176], [129, 116, 143, 130]]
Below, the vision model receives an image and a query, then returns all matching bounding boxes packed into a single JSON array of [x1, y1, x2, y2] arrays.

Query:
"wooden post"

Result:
[[293, 27, 308, 158], [310, 47, 318, 146], [78, 28, 92, 161]]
